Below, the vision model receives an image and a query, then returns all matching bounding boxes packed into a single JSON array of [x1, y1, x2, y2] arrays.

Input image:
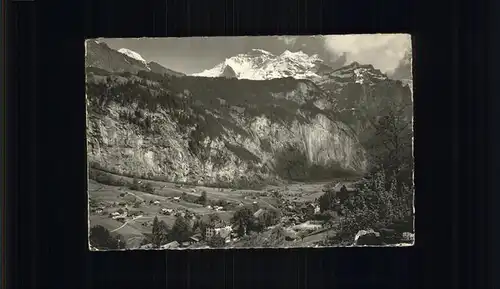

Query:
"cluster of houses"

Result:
[[159, 207, 197, 220], [138, 218, 236, 249], [110, 211, 127, 222], [279, 199, 320, 219], [203, 219, 235, 243], [205, 205, 225, 211]]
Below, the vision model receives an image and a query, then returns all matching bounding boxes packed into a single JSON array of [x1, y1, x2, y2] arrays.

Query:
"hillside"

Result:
[[193, 49, 413, 141], [86, 69, 367, 187], [86, 45, 413, 187]]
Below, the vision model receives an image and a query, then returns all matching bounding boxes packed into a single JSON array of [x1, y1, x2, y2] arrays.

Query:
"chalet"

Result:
[[153, 200, 160, 205], [284, 229, 298, 241], [173, 197, 181, 202], [111, 212, 121, 217], [161, 208, 173, 215], [213, 218, 225, 228], [205, 226, 216, 240], [402, 232, 415, 242], [139, 243, 154, 249], [160, 241, 179, 249], [189, 233, 202, 243], [214, 226, 233, 241]]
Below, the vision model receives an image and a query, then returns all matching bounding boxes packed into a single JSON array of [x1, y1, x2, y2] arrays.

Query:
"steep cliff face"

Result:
[[193, 50, 414, 141], [86, 71, 367, 186], [317, 62, 413, 141]]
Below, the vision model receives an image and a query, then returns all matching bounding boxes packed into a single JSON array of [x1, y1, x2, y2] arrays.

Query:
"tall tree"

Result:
[[231, 206, 254, 236], [151, 216, 168, 248], [359, 85, 413, 180], [258, 209, 282, 228], [170, 216, 192, 242], [89, 225, 125, 250], [198, 191, 209, 206], [318, 189, 337, 212]]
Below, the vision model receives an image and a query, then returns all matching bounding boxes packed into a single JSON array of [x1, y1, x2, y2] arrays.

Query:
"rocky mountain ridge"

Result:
[[192, 49, 334, 81], [85, 43, 412, 187], [85, 40, 185, 77], [86, 70, 367, 186]]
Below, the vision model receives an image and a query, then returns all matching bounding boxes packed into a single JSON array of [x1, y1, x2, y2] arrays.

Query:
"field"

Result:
[[88, 170, 357, 249]]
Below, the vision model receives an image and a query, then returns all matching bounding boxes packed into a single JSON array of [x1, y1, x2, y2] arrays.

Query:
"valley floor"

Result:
[[88, 171, 358, 249]]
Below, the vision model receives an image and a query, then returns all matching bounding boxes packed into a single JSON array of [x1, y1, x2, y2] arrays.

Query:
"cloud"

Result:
[[277, 36, 298, 46], [323, 34, 411, 73]]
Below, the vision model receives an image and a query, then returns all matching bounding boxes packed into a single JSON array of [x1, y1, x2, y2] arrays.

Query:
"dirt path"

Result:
[[125, 191, 144, 202], [110, 215, 144, 233]]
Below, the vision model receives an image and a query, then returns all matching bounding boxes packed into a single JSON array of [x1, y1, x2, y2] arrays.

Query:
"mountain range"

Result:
[[85, 40, 185, 77], [85, 40, 413, 187]]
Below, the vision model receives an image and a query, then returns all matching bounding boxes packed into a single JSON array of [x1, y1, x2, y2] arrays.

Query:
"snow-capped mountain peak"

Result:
[[118, 48, 147, 65], [318, 61, 389, 90], [250, 48, 273, 55], [192, 49, 328, 80]]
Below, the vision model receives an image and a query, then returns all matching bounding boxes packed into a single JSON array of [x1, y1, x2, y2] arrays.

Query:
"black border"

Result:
[[6, 0, 493, 288], [7, 2, 37, 289]]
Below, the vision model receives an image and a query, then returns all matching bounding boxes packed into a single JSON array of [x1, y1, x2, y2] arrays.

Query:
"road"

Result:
[[110, 215, 144, 232], [125, 191, 144, 202]]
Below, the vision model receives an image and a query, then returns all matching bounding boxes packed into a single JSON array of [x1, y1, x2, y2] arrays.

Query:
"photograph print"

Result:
[[86, 34, 414, 250]]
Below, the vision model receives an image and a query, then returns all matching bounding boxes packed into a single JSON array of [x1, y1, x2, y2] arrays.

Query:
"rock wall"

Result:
[[87, 101, 366, 185]]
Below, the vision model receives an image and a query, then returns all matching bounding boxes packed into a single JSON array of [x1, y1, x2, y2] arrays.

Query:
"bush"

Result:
[[238, 226, 287, 248], [257, 209, 282, 228], [208, 234, 225, 248], [197, 191, 208, 206], [129, 178, 141, 191], [144, 182, 155, 193]]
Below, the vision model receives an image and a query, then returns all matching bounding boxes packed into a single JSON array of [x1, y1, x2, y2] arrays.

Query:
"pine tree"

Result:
[[170, 216, 192, 242], [151, 216, 168, 248], [198, 191, 208, 206]]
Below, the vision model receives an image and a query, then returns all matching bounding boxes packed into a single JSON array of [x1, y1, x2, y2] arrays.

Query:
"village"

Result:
[[88, 172, 360, 249]]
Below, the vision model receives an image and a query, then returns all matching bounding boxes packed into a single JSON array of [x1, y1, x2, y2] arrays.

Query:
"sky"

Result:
[[100, 34, 411, 75]]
